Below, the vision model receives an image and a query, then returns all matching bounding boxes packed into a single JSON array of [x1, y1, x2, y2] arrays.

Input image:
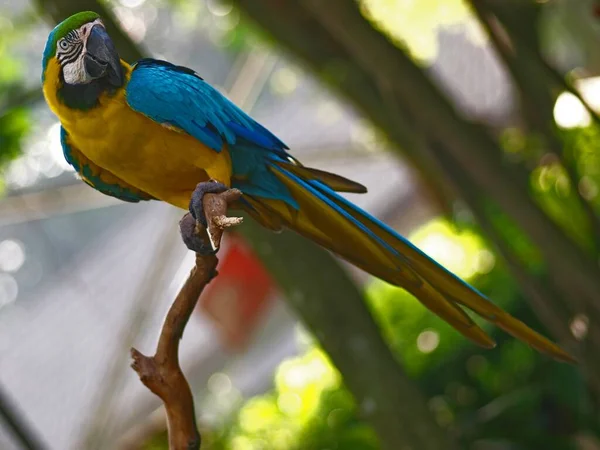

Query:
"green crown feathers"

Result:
[[42, 11, 100, 74]]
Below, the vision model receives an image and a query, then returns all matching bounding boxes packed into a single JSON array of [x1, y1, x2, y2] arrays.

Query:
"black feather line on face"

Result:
[[59, 43, 83, 65], [57, 30, 83, 65]]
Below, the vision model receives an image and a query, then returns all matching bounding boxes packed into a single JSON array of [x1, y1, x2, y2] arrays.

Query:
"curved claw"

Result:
[[189, 180, 229, 228], [179, 213, 216, 255]]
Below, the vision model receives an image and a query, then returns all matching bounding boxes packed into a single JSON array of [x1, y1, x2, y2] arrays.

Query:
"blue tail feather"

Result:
[[305, 177, 487, 299]]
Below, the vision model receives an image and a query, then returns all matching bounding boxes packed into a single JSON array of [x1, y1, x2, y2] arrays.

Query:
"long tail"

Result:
[[238, 158, 575, 363]]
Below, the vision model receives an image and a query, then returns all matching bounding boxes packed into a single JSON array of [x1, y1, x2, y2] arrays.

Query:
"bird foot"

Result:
[[179, 213, 215, 255], [182, 181, 243, 255], [188, 180, 229, 228]]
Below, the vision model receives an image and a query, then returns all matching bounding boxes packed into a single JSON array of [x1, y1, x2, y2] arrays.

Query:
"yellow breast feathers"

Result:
[[42, 57, 232, 209]]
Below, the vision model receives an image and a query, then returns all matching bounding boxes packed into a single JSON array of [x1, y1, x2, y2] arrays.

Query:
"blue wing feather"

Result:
[[126, 58, 296, 206], [126, 59, 287, 152]]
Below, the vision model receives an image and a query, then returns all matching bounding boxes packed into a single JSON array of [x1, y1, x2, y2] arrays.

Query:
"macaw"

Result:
[[41, 11, 574, 363]]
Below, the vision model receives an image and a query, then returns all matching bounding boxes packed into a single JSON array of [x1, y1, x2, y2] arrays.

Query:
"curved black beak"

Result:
[[84, 25, 123, 87]]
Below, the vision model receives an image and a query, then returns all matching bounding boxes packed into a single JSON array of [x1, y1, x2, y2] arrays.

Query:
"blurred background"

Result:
[[1, 0, 600, 449]]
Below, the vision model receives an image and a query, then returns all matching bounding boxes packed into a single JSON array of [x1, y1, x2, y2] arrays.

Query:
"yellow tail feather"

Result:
[[321, 191, 576, 363], [239, 166, 575, 363]]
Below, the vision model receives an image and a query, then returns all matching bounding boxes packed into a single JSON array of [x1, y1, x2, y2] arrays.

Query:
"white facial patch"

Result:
[[62, 58, 89, 85], [55, 19, 105, 85]]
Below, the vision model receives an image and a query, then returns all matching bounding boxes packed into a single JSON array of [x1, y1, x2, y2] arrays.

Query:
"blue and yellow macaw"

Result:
[[42, 12, 574, 362]]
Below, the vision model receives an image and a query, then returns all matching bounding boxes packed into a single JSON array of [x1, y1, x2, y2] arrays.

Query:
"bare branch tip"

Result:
[[212, 215, 244, 228]]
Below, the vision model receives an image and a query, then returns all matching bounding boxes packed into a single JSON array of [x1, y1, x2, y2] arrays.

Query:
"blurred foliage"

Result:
[[173, 0, 487, 63], [499, 124, 600, 256], [0, 109, 28, 175], [202, 348, 381, 450], [0, 9, 35, 188], [170, 0, 268, 53], [202, 0, 488, 64], [358, 0, 486, 63]]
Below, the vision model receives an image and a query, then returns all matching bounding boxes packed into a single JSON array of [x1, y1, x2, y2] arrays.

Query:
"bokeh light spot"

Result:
[[207, 0, 234, 17], [270, 67, 298, 95], [118, 0, 146, 8], [208, 372, 232, 396], [419, 233, 471, 277], [0, 240, 25, 273], [5, 159, 39, 189], [411, 219, 486, 279], [554, 92, 591, 129], [417, 329, 440, 353], [0, 274, 18, 308], [579, 176, 598, 201], [475, 249, 495, 274], [570, 314, 589, 341], [351, 120, 380, 150]]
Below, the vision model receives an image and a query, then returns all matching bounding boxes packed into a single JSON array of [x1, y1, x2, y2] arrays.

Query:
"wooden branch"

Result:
[[130, 189, 242, 450]]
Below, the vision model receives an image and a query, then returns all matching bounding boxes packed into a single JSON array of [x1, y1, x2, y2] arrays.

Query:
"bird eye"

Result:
[[59, 40, 69, 50]]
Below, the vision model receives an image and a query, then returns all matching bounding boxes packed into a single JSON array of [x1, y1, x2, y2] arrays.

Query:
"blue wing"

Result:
[[126, 58, 300, 205], [125, 59, 288, 153]]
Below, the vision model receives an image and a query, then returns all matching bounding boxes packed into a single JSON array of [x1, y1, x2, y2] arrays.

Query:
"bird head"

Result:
[[42, 11, 123, 87]]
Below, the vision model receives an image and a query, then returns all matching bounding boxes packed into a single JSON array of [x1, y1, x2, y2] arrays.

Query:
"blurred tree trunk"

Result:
[[231, 0, 600, 397], [36, 1, 458, 448], [239, 222, 458, 450], [0, 385, 48, 450]]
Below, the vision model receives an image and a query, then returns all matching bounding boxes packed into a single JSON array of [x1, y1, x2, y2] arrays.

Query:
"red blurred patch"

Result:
[[594, 4, 600, 18], [198, 234, 276, 350]]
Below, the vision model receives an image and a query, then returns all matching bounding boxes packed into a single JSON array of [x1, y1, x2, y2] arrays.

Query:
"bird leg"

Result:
[[179, 213, 214, 256]]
